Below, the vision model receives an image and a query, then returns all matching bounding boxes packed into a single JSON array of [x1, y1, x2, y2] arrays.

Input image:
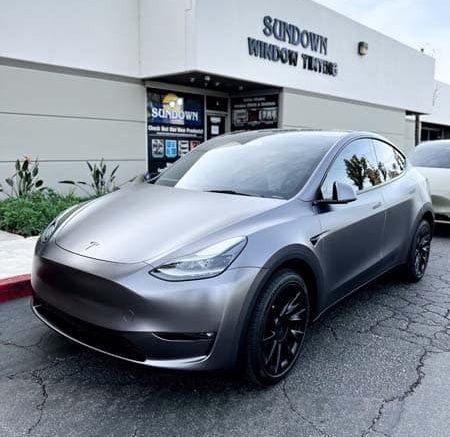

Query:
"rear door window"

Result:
[[372, 140, 406, 182]]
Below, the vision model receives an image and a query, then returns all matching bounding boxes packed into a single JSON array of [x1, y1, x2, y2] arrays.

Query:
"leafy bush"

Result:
[[60, 158, 134, 197], [0, 157, 45, 198], [0, 190, 84, 237]]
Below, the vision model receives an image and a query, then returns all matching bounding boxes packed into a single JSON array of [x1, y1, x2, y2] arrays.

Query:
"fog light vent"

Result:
[[154, 332, 216, 341]]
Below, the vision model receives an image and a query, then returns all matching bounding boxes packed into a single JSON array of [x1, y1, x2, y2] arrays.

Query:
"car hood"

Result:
[[55, 183, 284, 264], [415, 167, 450, 197]]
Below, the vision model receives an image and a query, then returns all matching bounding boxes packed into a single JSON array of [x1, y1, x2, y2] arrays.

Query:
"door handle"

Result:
[[408, 188, 416, 195], [372, 202, 382, 210]]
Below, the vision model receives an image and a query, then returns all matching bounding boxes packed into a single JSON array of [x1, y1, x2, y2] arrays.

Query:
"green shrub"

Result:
[[0, 190, 84, 237]]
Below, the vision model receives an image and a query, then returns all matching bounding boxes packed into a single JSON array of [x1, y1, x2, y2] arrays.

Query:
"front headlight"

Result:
[[150, 236, 247, 281]]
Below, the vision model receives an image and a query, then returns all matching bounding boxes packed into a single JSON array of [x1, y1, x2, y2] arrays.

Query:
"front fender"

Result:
[[230, 244, 324, 367]]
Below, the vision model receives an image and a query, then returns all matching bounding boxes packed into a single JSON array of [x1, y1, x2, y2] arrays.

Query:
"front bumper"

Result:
[[31, 242, 262, 370]]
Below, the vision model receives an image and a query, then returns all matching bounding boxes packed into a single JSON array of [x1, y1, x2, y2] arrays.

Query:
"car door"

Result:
[[315, 138, 386, 302], [371, 139, 415, 266]]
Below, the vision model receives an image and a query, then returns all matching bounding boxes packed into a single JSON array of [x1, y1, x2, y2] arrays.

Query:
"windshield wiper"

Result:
[[204, 189, 254, 197], [204, 189, 285, 199]]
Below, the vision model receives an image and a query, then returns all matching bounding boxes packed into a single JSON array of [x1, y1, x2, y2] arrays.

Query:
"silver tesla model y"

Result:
[[32, 130, 433, 385]]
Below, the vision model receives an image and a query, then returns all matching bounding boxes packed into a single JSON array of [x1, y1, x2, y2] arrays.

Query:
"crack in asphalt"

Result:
[[27, 370, 49, 436], [282, 379, 333, 437], [0, 330, 49, 353], [356, 278, 450, 437], [360, 348, 429, 437], [2, 356, 68, 383], [13, 357, 74, 435]]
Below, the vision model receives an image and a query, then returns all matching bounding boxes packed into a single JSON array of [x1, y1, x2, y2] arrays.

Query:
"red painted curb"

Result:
[[0, 274, 32, 303]]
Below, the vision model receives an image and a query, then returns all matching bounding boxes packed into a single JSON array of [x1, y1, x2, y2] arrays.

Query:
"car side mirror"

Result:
[[332, 181, 357, 203], [314, 181, 357, 205]]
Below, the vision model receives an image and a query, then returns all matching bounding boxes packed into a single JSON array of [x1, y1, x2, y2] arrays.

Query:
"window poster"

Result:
[[147, 88, 205, 175], [231, 94, 279, 131]]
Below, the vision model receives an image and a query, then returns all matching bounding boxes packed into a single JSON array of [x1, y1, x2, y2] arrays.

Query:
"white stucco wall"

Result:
[[422, 82, 450, 126], [139, 0, 193, 77], [404, 117, 416, 153], [282, 89, 416, 154], [0, 0, 140, 76], [0, 0, 436, 115], [0, 65, 147, 196], [191, 0, 435, 114]]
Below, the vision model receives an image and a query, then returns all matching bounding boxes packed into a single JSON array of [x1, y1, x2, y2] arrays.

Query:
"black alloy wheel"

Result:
[[245, 270, 309, 386], [405, 219, 432, 282], [413, 223, 432, 279]]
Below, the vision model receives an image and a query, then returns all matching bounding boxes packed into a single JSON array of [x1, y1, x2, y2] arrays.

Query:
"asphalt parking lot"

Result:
[[1, 226, 450, 437]]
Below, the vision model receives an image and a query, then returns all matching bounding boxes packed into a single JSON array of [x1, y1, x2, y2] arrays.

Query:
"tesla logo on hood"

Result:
[[85, 241, 100, 251]]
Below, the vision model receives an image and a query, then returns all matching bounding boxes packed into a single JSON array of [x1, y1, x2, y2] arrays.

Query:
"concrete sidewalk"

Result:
[[0, 231, 38, 279]]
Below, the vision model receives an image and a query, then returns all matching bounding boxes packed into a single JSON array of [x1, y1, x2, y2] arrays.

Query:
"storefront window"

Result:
[[147, 88, 205, 175], [231, 95, 279, 131]]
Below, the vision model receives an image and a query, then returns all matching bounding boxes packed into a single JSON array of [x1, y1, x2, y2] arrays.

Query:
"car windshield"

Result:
[[152, 131, 341, 199], [410, 141, 450, 169]]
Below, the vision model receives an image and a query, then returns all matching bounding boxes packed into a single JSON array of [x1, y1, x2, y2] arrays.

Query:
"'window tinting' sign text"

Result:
[[248, 16, 338, 77]]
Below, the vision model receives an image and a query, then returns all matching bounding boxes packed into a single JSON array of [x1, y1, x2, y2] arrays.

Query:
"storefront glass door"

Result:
[[206, 114, 227, 140]]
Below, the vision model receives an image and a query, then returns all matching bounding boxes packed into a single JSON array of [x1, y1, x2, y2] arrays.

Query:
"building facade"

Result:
[[0, 0, 442, 192], [421, 81, 450, 142]]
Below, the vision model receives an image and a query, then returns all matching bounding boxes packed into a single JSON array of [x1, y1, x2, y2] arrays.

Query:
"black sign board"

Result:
[[231, 94, 279, 131], [147, 88, 205, 175]]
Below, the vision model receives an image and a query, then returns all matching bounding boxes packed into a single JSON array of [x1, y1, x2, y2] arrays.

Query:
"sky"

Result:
[[314, 0, 450, 84]]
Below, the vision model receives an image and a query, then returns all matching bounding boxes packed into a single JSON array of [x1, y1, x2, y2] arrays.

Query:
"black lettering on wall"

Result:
[[247, 16, 338, 77], [248, 37, 260, 56], [248, 37, 299, 67], [289, 50, 298, 66], [273, 19, 285, 41], [263, 15, 273, 37], [320, 37, 328, 55], [309, 32, 320, 52], [300, 30, 309, 48]]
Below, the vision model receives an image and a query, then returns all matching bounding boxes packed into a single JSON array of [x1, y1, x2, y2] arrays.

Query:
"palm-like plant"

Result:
[[60, 158, 132, 197], [0, 157, 45, 198]]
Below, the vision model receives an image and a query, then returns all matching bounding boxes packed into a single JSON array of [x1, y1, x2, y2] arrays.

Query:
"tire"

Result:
[[244, 269, 310, 386], [403, 219, 432, 282]]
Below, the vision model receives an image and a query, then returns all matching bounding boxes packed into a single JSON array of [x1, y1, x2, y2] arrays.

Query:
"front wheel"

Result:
[[244, 270, 310, 386], [404, 219, 432, 282]]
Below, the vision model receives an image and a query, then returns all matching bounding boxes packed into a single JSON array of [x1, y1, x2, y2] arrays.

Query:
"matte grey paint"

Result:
[[31, 130, 433, 371]]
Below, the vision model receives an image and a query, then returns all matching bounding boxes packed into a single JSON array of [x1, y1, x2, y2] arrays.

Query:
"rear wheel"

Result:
[[404, 219, 432, 282], [244, 270, 309, 386]]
